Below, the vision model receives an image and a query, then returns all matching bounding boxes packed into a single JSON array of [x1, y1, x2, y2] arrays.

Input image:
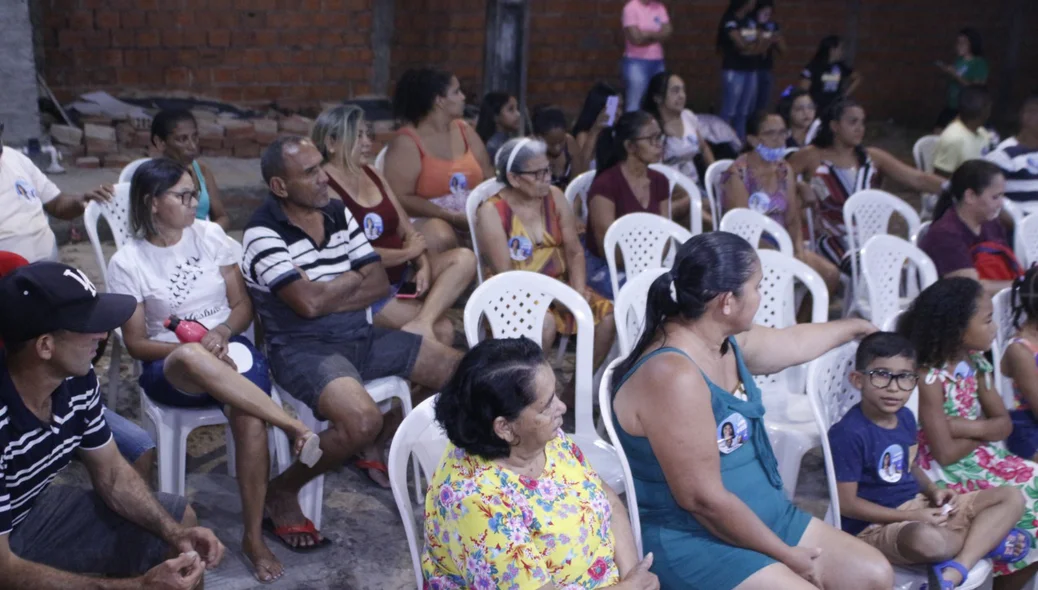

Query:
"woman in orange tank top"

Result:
[[384, 68, 494, 255]]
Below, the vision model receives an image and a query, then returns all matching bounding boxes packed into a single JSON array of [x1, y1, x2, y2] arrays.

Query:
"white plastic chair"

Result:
[[860, 235, 938, 335], [118, 157, 151, 183], [464, 178, 508, 284], [754, 250, 829, 497], [463, 271, 625, 492], [992, 287, 1021, 409], [719, 208, 795, 256], [143, 398, 233, 497], [649, 163, 706, 235], [704, 159, 733, 226], [614, 268, 669, 356], [603, 212, 693, 302], [597, 358, 643, 556], [373, 146, 387, 173], [1015, 211, 1038, 269], [564, 170, 595, 226], [910, 220, 931, 246], [807, 342, 994, 590], [912, 135, 940, 172], [843, 190, 922, 320], [388, 395, 448, 590]]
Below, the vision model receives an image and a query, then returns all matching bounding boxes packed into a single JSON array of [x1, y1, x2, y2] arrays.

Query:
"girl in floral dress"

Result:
[[899, 277, 1038, 585]]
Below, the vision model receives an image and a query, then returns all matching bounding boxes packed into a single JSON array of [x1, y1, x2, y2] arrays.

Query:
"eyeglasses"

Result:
[[633, 133, 665, 145], [862, 369, 918, 391], [515, 167, 552, 182], [164, 189, 200, 205]]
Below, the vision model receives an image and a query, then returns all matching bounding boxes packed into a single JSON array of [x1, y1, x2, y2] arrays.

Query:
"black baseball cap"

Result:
[[0, 262, 136, 343]]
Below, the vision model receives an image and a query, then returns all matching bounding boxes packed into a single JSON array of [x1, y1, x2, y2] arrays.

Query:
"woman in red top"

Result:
[[383, 68, 494, 255]]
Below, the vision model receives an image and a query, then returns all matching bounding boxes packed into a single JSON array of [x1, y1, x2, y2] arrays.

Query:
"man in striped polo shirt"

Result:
[[242, 136, 462, 549], [987, 96, 1038, 203], [0, 262, 224, 587]]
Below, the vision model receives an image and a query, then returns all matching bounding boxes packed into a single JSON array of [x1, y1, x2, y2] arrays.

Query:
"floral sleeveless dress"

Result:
[[916, 353, 1038, 575]]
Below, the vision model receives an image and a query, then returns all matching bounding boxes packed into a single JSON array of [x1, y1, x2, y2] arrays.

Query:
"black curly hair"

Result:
[[1011, 266, 1038, 329], [434, 337, 548, 459], [897, 277, 984, 368]]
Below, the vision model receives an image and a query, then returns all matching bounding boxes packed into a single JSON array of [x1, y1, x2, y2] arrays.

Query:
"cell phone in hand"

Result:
[[396, 281, 419, 299], [605, 96, 620, 127]]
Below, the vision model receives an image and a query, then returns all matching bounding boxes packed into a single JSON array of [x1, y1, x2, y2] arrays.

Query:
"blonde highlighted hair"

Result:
[[311, 104, 366, 175]]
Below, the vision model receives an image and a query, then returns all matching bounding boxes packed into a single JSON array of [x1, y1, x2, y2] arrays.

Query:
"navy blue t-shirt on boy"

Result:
[[828, 404, 920, 535]]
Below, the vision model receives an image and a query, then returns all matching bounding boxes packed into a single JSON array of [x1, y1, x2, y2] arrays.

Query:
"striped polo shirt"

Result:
[[987, 137, 1038, 203], [241, 195, 380, 348], [0, 355, 112, 535]]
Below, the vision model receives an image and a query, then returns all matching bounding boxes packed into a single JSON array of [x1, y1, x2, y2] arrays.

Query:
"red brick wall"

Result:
[[38, 0, 376, 105]]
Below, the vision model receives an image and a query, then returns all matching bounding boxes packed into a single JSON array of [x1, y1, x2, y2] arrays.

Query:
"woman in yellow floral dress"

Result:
[[422, 337, 657, 590], [475, 137, 616, 375]]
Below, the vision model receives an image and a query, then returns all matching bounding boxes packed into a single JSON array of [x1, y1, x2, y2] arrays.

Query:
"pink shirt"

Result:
[[622, 0, 669, 60]]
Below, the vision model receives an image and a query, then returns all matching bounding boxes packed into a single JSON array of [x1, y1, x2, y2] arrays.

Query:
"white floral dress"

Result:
[[916, 353, 1038, 575]]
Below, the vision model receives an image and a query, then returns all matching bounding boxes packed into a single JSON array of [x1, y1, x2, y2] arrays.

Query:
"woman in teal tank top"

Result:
[[151, 109, 231, 229], [611, 232, 891, 589]]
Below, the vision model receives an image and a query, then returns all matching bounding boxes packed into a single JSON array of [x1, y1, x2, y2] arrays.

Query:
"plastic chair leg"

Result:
[[225, 424, 236, 475], [156, 412, 184, 496], [107, 338, 122, 410]]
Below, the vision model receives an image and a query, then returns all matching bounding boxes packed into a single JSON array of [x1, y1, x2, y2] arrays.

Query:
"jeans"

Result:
[[622, 57, 666, 113], [720, 69, 759, 139], [104, 407, 155, 463], [755, 69, 774, 113]]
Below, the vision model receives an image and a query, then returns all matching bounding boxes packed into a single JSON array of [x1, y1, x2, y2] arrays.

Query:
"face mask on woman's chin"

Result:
[[755, 143, 786, 163]]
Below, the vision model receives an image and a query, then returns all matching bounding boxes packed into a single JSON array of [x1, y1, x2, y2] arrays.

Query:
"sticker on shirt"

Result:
[[14, 178, 37, 202], [508, 236, 533, 261], [748, 192, 774, 215], [877, 444, 905, 483], [449, 172, 469, 197], [821, 68, 842, 93], [952, 360, 974, 381], [363, 212, 384, 240], [717, 412, 749, 454]]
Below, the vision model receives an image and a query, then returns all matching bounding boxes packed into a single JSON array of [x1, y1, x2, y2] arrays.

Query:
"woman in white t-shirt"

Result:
[[642, 71, 716, 186], [106, 158, 319, 583]]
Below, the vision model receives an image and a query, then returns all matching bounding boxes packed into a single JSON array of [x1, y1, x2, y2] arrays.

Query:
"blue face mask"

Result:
[[755, 143, 786, 163]]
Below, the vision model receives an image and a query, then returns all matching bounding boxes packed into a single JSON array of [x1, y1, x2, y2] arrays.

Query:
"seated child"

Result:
[[1001, 267, 1038, 461], [829, 332, 1027, 589]]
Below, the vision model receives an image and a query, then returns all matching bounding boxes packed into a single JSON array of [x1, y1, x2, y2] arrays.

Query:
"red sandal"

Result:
[[261, 517, 332, 553]]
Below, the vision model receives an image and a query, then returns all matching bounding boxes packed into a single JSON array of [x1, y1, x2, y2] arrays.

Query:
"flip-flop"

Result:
[[297, 433, 323, 468], [928, 560, 968, 589], [354, 459, 391, 488], [261, 517, 332, 553], [988, 528, 1033, 563]]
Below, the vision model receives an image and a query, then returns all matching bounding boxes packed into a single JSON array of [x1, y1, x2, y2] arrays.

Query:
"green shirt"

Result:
[[947, 56, 989, 108]]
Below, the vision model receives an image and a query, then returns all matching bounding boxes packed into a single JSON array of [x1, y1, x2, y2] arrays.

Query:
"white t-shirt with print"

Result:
[[107, 220, 235, 343], [0, 148, 62, 262]]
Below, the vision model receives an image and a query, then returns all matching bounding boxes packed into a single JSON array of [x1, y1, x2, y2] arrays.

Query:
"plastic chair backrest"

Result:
[[754, 250, 829, 394], [614, 268, 669, 355], [704, 159, 733, 224], [649, 163, 706, 234], [118, 157, 151, 183], [387, 395, 448, 590], [564, 170, 595, 225], [83, 182, 134, 284], [597, 358, 643, 556], [992, 288, 1021, 409], [910, 220, 931, 247], [374, 145, 388, 173], [912, 135, 940, 172], [463, 271, 595, 435], [1014, 211, 1038, 269], [719, 208, 795, 256], [603, 212, 693, 301], [465, 179, 508, 284], [843, 190, 922, 299], [860, 235, 938, 334]]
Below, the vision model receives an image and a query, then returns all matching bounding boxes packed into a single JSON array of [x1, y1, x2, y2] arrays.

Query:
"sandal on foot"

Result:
[[987, 528, 1032, 563], [928, 560, 968, 589], [261, 517, 332, 553], [297, 433, 323, 468], [354, 459, 390, 488]]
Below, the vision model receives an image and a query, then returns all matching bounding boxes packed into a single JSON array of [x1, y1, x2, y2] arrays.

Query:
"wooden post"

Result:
[[483, 0, 530, 114], [371, 0, 395, 96]]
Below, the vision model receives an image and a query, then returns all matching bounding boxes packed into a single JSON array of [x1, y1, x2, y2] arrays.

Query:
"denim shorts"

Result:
[[139, 335, 271, 407], [104, 407, 155, 463], [585, 246, 624, 301], [9, 484, 187, 576], [268, 326, 422, 420]]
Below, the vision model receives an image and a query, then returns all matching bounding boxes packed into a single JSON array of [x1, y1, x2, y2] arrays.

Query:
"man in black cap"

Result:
[[0, 262, 224, 588]]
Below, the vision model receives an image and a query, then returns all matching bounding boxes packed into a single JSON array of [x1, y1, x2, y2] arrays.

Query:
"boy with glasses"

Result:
[[829, 332, 1027, 588]]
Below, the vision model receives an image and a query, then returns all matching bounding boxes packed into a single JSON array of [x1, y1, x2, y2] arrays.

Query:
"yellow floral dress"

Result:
[[421, 430, 620, 589]]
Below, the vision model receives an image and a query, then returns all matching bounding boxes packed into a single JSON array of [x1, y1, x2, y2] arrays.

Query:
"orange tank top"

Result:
[[398, 120, 484, 200]]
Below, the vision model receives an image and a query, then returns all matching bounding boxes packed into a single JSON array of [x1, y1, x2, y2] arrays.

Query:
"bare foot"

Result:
[[264, 485, 321, 549], [400, 319, 437, 343], [243, 535, 284, 583]]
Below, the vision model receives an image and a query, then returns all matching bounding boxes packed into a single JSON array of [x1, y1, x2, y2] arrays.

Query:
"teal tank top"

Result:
[[192, 160, 211, 220], [611, 342, 788, 533]]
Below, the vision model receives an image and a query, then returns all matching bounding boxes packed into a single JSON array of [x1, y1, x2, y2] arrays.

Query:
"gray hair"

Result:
[[495, 137, 547, 187]]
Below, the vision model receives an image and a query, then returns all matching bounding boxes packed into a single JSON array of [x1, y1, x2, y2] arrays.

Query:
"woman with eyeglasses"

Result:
[[722, 111, 840, 292], [150, 109, 231, 230], [586, 111, 690, 299], [106, 158, 320, 584], [475, 138, 616, 389]]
